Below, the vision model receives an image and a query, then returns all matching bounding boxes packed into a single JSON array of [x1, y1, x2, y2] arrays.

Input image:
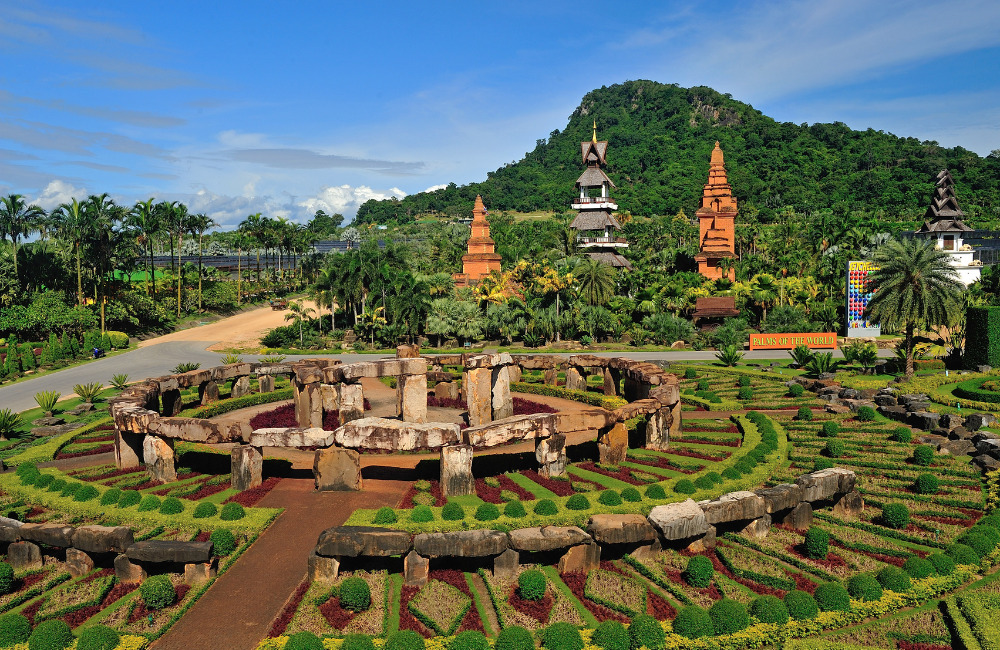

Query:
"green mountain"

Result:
[[356, 80, 1000, 227]]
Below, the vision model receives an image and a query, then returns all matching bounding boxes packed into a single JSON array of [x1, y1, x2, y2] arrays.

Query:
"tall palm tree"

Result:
[[189, 213, 218, 310], [240, 213, 265, 280], [750, 273, 779, 320], [575, 257, 617, 306], [313, 267, 337, 331], [167, 202, 193, 317], [51, 198, 91, 304], [285, 299, 316, 345], [129, 198, 160, 300], [0, 194, 45, 290], [864, 238, 963, 380]]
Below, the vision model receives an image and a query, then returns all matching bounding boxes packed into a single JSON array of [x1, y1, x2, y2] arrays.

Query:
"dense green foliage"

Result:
[[965, 306, 1000, 368], [517, 570, 546, 601], [783, 590, 819, 621], [495, 627, 533, 650], [339, 577, 372, 612], [670, 606, 714, 640], [627, 614, 665, 650], [76, 625, 120, 650], [27, 620, 73, 650], [385, 631, 426, 650], [210, 528, 237, 556], [814, 582, 851, 612], [591, 622, 629, 650], [708, 599, 751, 635], [804, 527, 829, 560], [0, 613, 30, 647], [683, 555, 714, 588], [284, 631, 325, 650], [139, 575, 176, 610]]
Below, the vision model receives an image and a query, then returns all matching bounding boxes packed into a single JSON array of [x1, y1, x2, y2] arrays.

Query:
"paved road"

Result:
[[0, 335, 891, 413]]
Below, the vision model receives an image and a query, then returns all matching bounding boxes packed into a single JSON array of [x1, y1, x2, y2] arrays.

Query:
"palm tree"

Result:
[[165, 202, 193, 317], [51, 198, 91, 304], [129, 198, 160, 300], [285, 300, 317, 346], [864, 238, 963, 380], [240, 213, 266, 280], [0, 194, 45, 290], [189, 213, 218, 310], [575, 257, 617, 306], [750, 273, 779, 320]]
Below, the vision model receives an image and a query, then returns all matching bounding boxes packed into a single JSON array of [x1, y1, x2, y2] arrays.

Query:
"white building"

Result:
[[913, 170, 982, 286]]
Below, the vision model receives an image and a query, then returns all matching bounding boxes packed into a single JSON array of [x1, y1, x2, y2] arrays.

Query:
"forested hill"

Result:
[[355, 80, 1000, 227]]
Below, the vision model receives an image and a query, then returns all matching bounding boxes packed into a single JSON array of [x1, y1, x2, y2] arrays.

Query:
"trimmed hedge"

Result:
[[964, 306, 1000, 368]]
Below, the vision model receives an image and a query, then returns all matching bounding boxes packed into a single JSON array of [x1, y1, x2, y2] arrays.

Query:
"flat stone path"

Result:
[[151, 477, 408, 650]]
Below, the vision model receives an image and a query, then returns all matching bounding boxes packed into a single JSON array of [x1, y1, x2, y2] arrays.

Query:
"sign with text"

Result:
[[749, 333, 838, 350]]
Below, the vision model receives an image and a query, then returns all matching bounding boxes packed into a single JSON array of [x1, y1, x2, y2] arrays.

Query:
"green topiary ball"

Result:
[[518, 569, 546, 601], [117, 490, 141, 508], [0, 563, 13, 595], [820, 421, 839, 438], [73, 485, 100, 503], [684, 368, 697, 379], [855, 406, 876, 422], [534, 499, 558, 515], [673, 479, 696, 495], [846, 574, 883, 602], [804, 527, 829, 560], [284, 631, 325, 650], [441, 502, 465, 520], [504, 500, 527, 518], [881, 503, 910, 530], [220, 502, 246, 521], [914, 473, 940, 495], [591, 621, 628, 650], [495, 626, 533, 650], [975, 523, 1000, 544], [903, 556, 935, 579], [788, 384, 804, 397], [59, 482, 82, 498], [946, 543, 980, 566], [210, 528, 236, 556], [373, 507, 398, 524], [737, 386, 753, 400], [682, 555, 713, 588], [912, 445, 934, 466], [0, 613, 30, 648], [193, 502, 218, 519], [541, 623, 583, 650], [99, 487, 122, 506], [137, 495, 160, 512], [627, 613, 665, 650], [341, 634, 375, 650], [46, 478, 66, 493], [27, 619, 73, 650], [693, 475, 714, 491], [696, 379, 710, 391], [139, 575, 176, 610], [796, 406, 812, 421], [33, 474, 54, 489], [814, 582, 851, 612], [475, 503, 501, 521], [892, 427, 912, 443], [823, 440, 845, 458], [814, 458, 834, 471], [619, 487, 641, 503], [738, 375, 752, 387], [410, 505, 434, 523], [598, 490, 622, 506], [449, 631, 490, 650], [340, 576, 372, 612], [670, 605, 713, 640], [384, 630, 426, 650], [160, 497, 184, 515], [876, 566, 911, 592], [783, 590, 818, 621], [722, 467, 743, 479], [927, 553, 955, 576], [644, 484, 666, 499], [957, 530, 994, 559], [75, 625, 120, 650], [565, 494, 590, 510], [978, 514, 1000, 531], [708, 598, 751, 635]]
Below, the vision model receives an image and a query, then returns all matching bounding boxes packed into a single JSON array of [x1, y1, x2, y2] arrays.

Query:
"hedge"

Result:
[[966, 305, 1000, 369], [954, 377, 1000, 404]]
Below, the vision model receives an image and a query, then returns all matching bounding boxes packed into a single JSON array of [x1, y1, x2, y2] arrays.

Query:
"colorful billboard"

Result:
[[749, 333, 837, 350], [846, 261, 880, 337]]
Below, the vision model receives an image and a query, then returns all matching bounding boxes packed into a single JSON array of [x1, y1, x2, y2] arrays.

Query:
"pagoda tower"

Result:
[[914, 169, 980, 285], [569, 122, 630, 268], [453, 195, 503, 287], [695, 142, 737, 281]]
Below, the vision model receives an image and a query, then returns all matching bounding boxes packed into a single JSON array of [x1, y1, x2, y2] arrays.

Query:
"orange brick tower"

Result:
[[695, 142, 737, 281], [453, 195, 502, 287]]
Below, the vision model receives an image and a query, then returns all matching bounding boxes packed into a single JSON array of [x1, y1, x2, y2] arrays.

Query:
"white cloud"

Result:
[[424, 183, 448, 192], [30, 179, 86, 210], [298, 184, 407, 217]]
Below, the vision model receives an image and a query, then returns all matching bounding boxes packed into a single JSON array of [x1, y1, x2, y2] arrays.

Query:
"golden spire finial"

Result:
[[592, 120, 597, 143]]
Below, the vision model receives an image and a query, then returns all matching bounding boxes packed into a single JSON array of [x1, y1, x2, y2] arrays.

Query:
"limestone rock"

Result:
[[294, 381, 323, 429], [565, 367, 586, 391], [148, 417, 229, 443], [231, 445, 264, 491], [114, 554, 146, 582], [184, 559, 218, 586], [909, 411, 941, 431], [66, 548, 94, 577], [314, 526, 412, 557], [313, 447, 362, 491], [72, 525, 134, 554], [464, 414, 557, 448], [535, 434, 567, 478], [199, 380, 220, 405], [404, 550, 429, 587], [258, 375, 275, 393], [251, 427, 335, 448], [0, 517, 22, 544], [795, 468, 856, 502], [647, 499, 710, 541], [491, 365, 513, 420], [832, 490, 865, 518], [598, 423, 628, 465], [434, 381, 459, 400], [398, 373, 428, 423], [338, 383, 365, 424], [507, 526, 591, 552], [557, 543, 600, 573], [7, 542, 42, 570], [698, 491, 767, 525], [308, 549, 340, 582], [231, 375, 251, 399], [493, 548, 519, 579], [335, 418, 461, 451], [440, 444, 474, 497], [685, 526, 717, 553], [466, 367, 493, 427], [142, 435, 177, 483], [939, 413, 965, 430], [161, 389, 183, 416], [18, 523, 74, 548], [413, 530, 508, 557], [586, 514, 657, 545], [774, 502, 813, 530], [126, 540, 213, 564], [740, 515, 771, 540], [965, 413, 996, 431], [756, 484, 804, 514], [114, 430, 144, 469]]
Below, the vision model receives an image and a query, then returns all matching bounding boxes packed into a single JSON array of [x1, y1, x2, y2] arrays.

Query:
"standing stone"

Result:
[[114, 429, 143, 469], [740, 515, 771, 540], [231, 445, 263, 491], [775, 502, 813, 530], [258, 375, 275, 393], [161, 389, 183, 416], [313, 447, 362, 491], [143, 435, 176, 483], [440, 444, 474, 497], [321, 384, 339, 413], [565, 367, 586, 392], [339, 382, 365, 424], [669, 401, 682, 440], [404, 550, 429, 587], [308, 549, 340, 582], [434, 382, 459, 400], [491, 365, 513, 420], [536, 434, 567, 478], [557, 543, 600, 574], [466, 367, 493, 427], [603, 369, 618, 396], [543, 368, 558, 386], [598, 423, 628, 465], [398, 374, 428, 423], [832, 490, 865, 518], [686, 526, 717, 553], [184, 559, 218, 586], [113, 553, 146, 583], [509, 365, 522, 383], [231, 376, 251, 399], [294, 381, 323, 428], [7, 542, 42, 570], [493, 548, 519, 580], [396, 344, 420, 358], [199, 380, 219, 405], [65, 548, 94, 577], [645, 407, 670, 450]]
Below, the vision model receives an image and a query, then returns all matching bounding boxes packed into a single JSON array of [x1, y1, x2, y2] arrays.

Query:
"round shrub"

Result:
[[706, 472, 723, 484], [598, 490, 622, 506], [749, 595, 788, 625], [957, 531, 994, 559], [892, 427, 912, 443], [814, 582, 851, 612], [410, 505, 434, 523], [340, 576, 372, 612], [76, 625, 120, 650], [16, 463, 38, 483], [903, 556, 935, 579], [946, 542, 980, 565], [0, 564, 11, 595], [534, 499, 558, 515], [590, 621, 628, 650], [927, 552, 955, 576], [684, 368, 697, 379], [99, 487, 122, 506], [504, 500, 526, 518], [139, 575, 176, 610], [820, 421, 839, 438], [693, 475, 714, 491], [978, 514, 1000, 531], [385, 630, 426, 650], [60, 482, 82, 498], [788, 384, 804, 397], [673, 479, 696, 495], [682, 555, 713, 588], [709, 598, 751, 635], [518, 569, 546, 601], [876, 566, 911, 592], [627, 613, 665, 650], [27, 619, 73, 650], [796, 406, 812, 421], [220, 502, 245, 521], [914, 473, 940, 495], [284, 631, 324, 650], [73, 485, 100, 503], [804, 527, 829, 560], [722, 466, 743, 479], [193, 501, 218, 519], [644, 484, 666, 499], [565, 494, 590, 510], [160, 497, 184, 515], [450, 631, 489, 650], [441, 502, 465, 520], [210, 528, 236, 556], [738, 375, 752, 387], [495, 626, 533, 650], [117, 490, 141, 508], [373, 507, 398, 524], [475, 503, 500, 521], [620, 487, 641, 503], [670, 606, 713, 640], [846, 574, 883, 602], [341, 635, 375, 650], [823, 440, 845, 458], [542, 623, 584, 650], [972, 524, 1000, 546], [33, 474, 54, 489], [737, 387, 754, 400], [814, 458, 834, 471], [856, 406, 877, 422], [783, 590, 818, 621], [46, 478, 66, 493], [912, 445, 934, 466], [137, 495, 160, 512], [696, 379, 710, 391], [881, 503, 910, 530], [0, 613, 30, 647]]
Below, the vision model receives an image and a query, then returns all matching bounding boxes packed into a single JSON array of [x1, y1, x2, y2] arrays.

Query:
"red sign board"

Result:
[[749, 333, 838, 350]]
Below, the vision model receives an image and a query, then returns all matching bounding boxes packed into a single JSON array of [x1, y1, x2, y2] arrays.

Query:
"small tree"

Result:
[[284, 300, 317, 346]]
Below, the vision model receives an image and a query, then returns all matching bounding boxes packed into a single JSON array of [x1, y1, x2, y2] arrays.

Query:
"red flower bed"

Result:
[[56, 444, 114, 460], [429, 569, 484, 634], [399, 481, 447, 508], [22, 598, 43, 626], [512, 397, 557, 415], [251, 403, 354, 430], [269, 580, 310, 636], [560, 571, 628, 623], [708, 551, 786, 598], [184, 481, 230, 501], [499, 475, 536, 501], [79, 466, 145, 482], [509, 588, 553, 623], [60, 570, 132, 628], [792, 572, 818, 594], [319, 596, 358, 629], [81, 434, 115, 443], [575, 462, 645, 486], [520, 470, 574, 496], [128, 584, 191, 625], [398, 585, 433, 637], [915, 514, 975, 528], [225, 476, 282, 507], [428, 395, 464, 409], [193, 531, 212, 542], [897, 643, 951, 650], [667, 448, 730, 461], [647, 590, 676, 619], [677, 437, 740, 448], [475, 479, 504, 504], [627, 456, 699, 475], [786, 545, 848, 569]]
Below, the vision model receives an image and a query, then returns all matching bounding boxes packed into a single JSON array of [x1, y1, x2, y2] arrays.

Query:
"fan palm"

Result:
[[750, 273, 779, 320], [284, 300, 317, 345], [864, 238, 963, 380], [575, 257, 617, 306]]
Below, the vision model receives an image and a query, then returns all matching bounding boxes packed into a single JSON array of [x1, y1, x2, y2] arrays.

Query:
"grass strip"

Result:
[[540, 565, 598, 627], [505, 472, 558, 499]]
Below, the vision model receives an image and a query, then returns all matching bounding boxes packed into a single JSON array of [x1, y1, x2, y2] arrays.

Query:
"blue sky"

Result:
[[1, 0, 999, 228]]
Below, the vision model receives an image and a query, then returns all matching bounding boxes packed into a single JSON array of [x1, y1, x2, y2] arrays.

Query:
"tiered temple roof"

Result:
[[917, 170, 973, 233], [569, 122, 630, 269], [695, 142, 737, 281], [453, 195, 502, 287]]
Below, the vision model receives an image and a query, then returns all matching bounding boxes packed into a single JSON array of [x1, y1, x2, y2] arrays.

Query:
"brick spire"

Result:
[[695, 142, 737, 281]]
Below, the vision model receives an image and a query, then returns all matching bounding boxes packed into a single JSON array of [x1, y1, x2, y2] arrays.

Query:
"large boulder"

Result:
[[413, 530, 508, 557], [126, 541, 213, 564], [965, 413, 997, 431], [334, 418, 461, 451], [756, 484, 804, 514], [250, 427, 335, 448], [586, 514, 657, 545], [795, 468, 857, 502], [315, 526, 412, 557], [507, 526, 590, 552], [0, 517, 23, 544], [464, 414, 557, 448], [314, 447, 362, 491], [647, 499, 710, 541], [698, 491, 767, 525], [18, 523, 74, 547], [909, 411, 941, 431], [72, 525, 134, 554]]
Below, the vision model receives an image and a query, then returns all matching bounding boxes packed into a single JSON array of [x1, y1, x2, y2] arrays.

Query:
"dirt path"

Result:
[[152, 477, 408, 650]]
